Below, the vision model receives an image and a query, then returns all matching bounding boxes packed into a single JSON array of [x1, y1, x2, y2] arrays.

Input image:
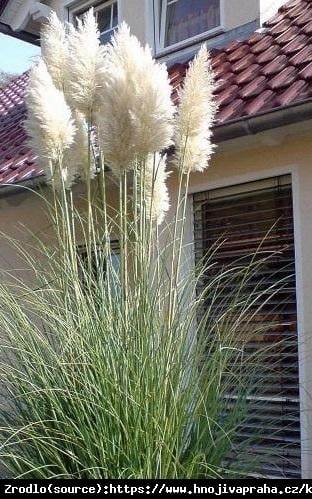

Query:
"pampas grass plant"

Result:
[[0, 11, 289, 478]]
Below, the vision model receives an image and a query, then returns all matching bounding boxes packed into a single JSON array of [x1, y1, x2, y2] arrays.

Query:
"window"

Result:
[[158, 0, 221, 49], [75, 1, 118, 44], [77, 241, 120, 292], [193, 175, 301, 478]]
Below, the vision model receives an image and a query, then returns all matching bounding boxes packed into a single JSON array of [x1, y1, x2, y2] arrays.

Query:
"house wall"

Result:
[[62, 0, 260, 47]]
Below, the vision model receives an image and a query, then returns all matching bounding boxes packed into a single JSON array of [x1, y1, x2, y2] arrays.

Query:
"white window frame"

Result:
[[154, 0, 225, 55], [68, 0, 118, 39]]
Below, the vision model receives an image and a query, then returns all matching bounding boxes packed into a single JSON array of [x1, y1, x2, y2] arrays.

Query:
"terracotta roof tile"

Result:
[[283, 33, 309, 54], [2, 0, 312, 186], [299, 61, 312, 79], [290, 45, 312, 65], [256, 45, 281, 64], [277, 79, 309, 104], [262, 55, 288, 75], [232, 53, 256, 73], [240, 75, 267, 98], [295, 10, 312, 26], [250, 35, 274, 54], [269, 66, 298, 89], [216, 85, 239, 107]]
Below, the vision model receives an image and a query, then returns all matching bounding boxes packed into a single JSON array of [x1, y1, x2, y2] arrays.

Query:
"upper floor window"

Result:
[[75, 1, 118, 44], [158, 0, 221, 49]]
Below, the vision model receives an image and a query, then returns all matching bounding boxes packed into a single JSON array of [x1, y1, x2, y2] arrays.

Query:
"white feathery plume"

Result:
[[65, 111, 97, 182], [97, 23, 174, 174], [145, 153, 170, 225], [41, 11, 68, 90], [25, 60, 76, 190], [66, 8, 107, 116], [173, 45, 217, 173]]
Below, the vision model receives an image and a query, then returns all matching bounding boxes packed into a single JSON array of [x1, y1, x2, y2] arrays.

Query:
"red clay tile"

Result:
[[281, 0, 304, 12], [264, 12, 287, 28], [299, 61, 312, 79], [251, 36, 274, 54], [290, 45, 312, 65], [262, 55, 288, 75], [215, 73, 236, 92], [216, 99, 245, 123], [295, 10, 312, 26], [302, 20, 312, 35], [283, 34, 309, 54], [276, 25, 300, 45], [18, 165, 38, 181], [240, 76, 267, 98], [232, 53, 256, 73], [271, 19, 293, 36], [257, 45, 281, 64], [224, 40, 243, 54], [213, 61, 233, 78], [227, 44, 250, 62], [244, 90, 276, 115], [236, 64, 261, 85], [277, 79, 310, 105], [269, 66, 298, 89], [287, 3, 308, 19], [216, 85, 239, 107], [211, 51, 227, 68], [248, 32, 263, 45]]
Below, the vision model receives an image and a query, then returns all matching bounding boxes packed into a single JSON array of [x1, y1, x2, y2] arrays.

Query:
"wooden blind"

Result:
[[193, 175, 301, 478]]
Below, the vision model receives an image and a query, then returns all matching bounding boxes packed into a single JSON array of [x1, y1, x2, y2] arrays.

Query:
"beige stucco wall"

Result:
[[224, 0, 258, 30]]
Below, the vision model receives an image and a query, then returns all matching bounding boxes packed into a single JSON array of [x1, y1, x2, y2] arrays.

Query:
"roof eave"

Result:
[[0, 175, 44, 197], [0, 21, 40, 45], [213, 99, 312, 142]]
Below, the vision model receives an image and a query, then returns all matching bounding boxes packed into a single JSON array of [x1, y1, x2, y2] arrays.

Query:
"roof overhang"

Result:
[[0, 21, 39, 44], [0, 0, 51, 43], [214, 100, 312, 143]]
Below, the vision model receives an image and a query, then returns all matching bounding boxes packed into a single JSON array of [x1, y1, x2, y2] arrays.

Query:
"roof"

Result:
[[0, 73, 42, 185], [169, 0, 312, 123], [1, 0, 312, 187]]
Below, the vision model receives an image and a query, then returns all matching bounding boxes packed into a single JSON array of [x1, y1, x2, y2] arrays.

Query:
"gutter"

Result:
[[213, 99, 312, 142], [0, 21, 40, 45], [0, 176, 44, 199]]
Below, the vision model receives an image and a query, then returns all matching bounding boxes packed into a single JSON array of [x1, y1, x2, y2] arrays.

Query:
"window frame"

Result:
[[69, 0, 119, 40], [154, 0, 225, 55]]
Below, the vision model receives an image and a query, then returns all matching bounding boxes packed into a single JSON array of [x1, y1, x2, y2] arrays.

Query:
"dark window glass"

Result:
[[164, 0, 220, 47]]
